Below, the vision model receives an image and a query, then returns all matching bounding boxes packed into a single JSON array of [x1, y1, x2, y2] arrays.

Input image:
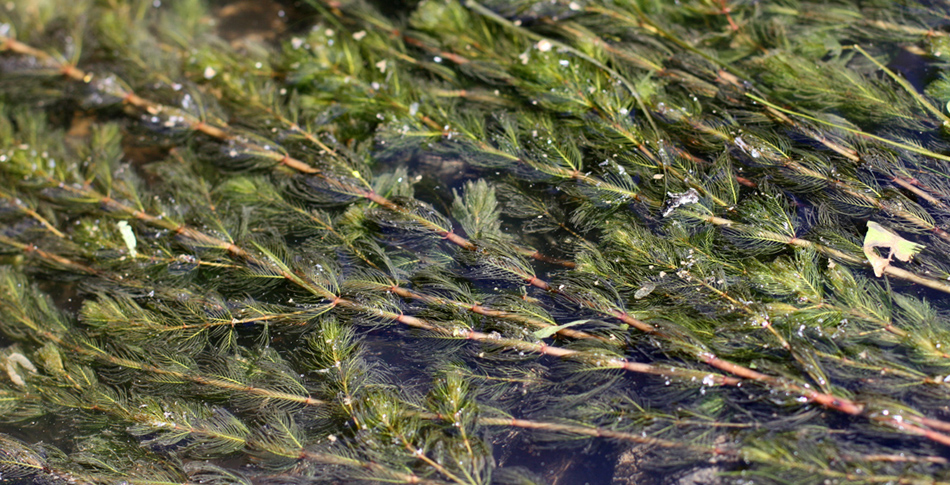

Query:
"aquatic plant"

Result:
[[2, 0, 950, 483]]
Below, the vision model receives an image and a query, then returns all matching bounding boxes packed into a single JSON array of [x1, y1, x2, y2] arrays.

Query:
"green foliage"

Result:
[[2, 0, 950, 483]]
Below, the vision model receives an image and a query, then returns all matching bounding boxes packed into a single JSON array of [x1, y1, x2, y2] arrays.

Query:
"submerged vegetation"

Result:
[[3, 0, 950, 482]]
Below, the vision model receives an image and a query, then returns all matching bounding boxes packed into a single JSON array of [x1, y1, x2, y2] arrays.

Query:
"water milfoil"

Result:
[[2, 0, 950, 483]]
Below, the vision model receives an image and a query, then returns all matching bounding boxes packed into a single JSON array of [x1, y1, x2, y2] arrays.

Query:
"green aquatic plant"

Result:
[[3, 0, 950, 483]]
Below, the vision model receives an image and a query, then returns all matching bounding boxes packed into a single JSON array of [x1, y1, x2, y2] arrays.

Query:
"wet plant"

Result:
[[3, 0, 950, 483]]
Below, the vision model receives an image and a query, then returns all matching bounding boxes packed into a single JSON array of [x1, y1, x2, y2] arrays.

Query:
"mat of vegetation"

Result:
[[3, 0, 950, 483]]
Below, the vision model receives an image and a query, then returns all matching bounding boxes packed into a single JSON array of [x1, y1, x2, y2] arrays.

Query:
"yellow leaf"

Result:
[[862, 221, 924, 277], [117, 220, 138, 258]]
